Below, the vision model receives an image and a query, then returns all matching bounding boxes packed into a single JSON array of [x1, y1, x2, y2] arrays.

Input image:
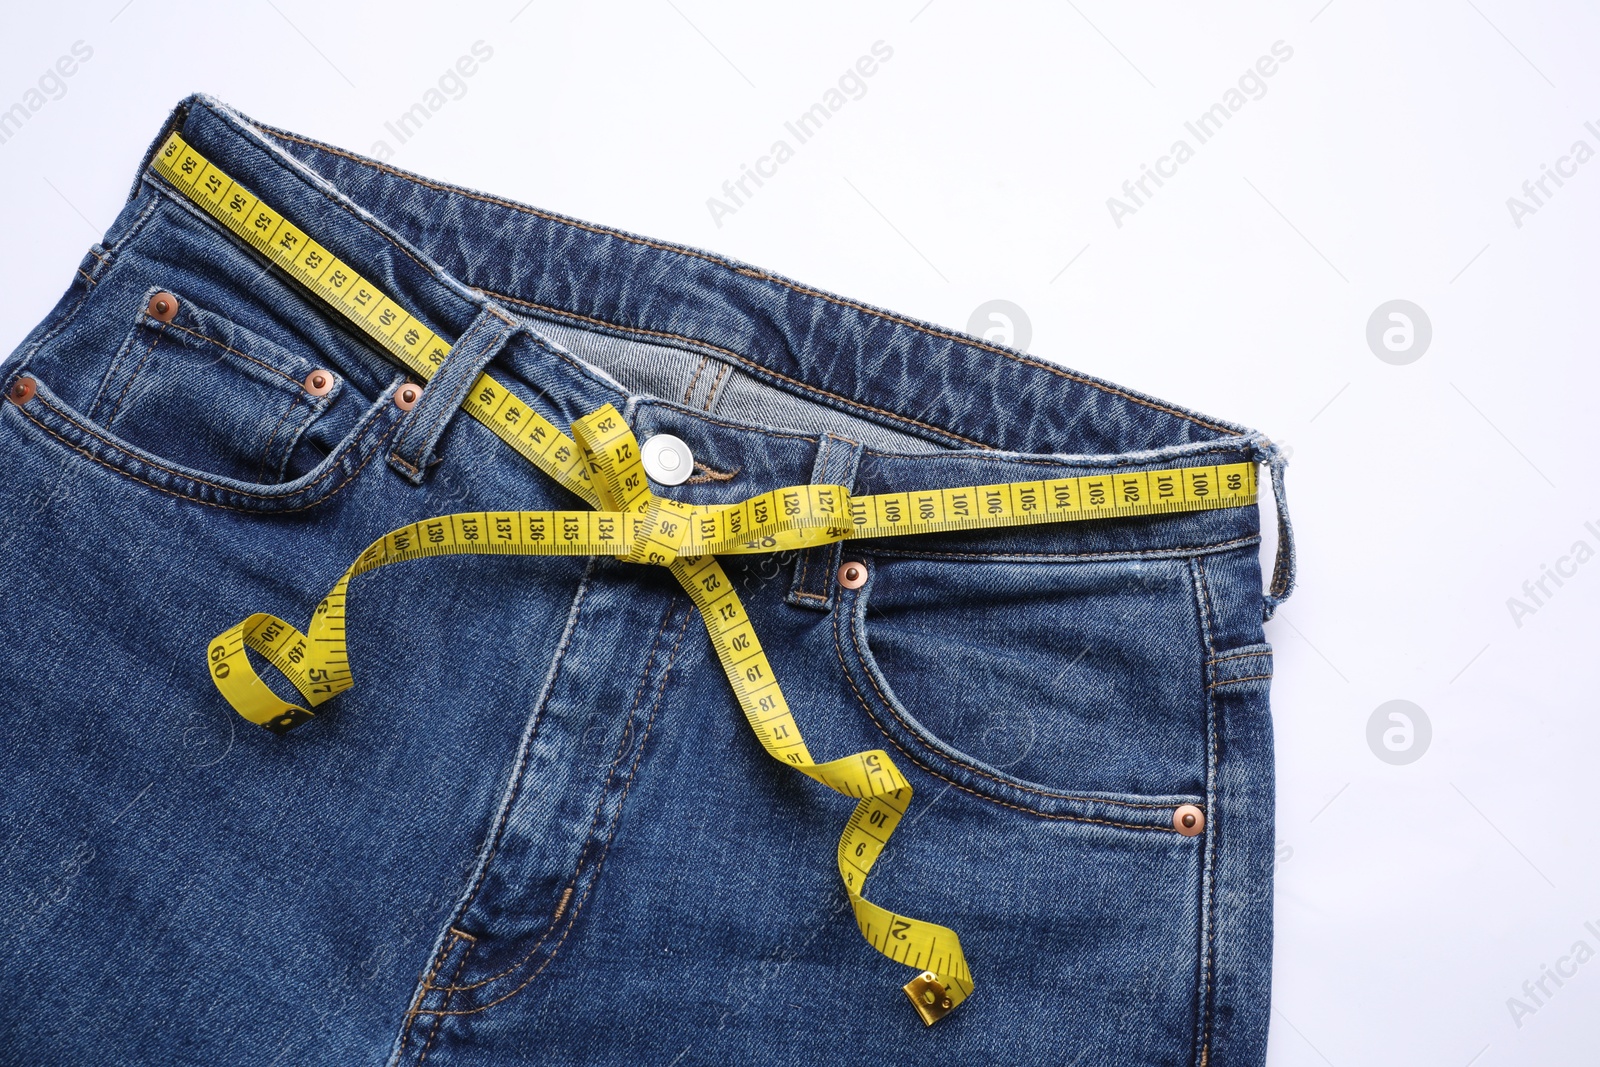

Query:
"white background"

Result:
[[3, 3, 1597, 1063]]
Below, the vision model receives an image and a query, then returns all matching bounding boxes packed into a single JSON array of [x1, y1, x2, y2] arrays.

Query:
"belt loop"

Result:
[[387, 304, 518, 484], [787, 433, 865, 612], [1257, 436, 1296, 620]]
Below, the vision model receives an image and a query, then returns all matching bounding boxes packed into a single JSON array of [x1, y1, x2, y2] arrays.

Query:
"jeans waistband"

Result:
[[130, 94, 1294, 614]]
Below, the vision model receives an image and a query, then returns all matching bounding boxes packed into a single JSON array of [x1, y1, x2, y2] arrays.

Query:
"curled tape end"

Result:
[[903, 970, 963, 1026]]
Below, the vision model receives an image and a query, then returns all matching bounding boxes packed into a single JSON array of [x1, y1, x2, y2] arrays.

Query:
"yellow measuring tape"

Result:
[[154, 131, 1256, 1025]]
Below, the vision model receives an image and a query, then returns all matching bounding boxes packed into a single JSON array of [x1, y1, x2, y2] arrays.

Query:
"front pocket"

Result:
[[86, 287, 338, 484], [834, 553, 1211, 812]]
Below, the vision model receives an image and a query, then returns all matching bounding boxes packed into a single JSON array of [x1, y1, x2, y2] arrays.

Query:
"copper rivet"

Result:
[[7, 375, 36, 405], [147, 291, 179, 323], [394, 383, 421, 411], [303, 369, 335, 397], [1173, 803, 1205, 837], [838, 562, 868, 590]]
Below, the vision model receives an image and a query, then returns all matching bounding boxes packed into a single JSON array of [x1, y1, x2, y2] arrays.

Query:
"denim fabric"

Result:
[[0, 94, 1292, 1066]]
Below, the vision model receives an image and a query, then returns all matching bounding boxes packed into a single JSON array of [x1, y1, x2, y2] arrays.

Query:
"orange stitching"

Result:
[[682, 461, 738, 485], [261, 126, 1234, 437], [487, 290, 988, 448], [398, 931, 460, 1056], [756, 272, 1238, 435], [416, 938, 473, 1066], [432, 568, 598, 949], [105, 327, 162, 426], [861, 536, 1262, 563], [256, 391, 302, 482], [435, 603, 685, 995], [394, 321, 512, 466], [14, 401, 397, 514], [1192, 554, 1219, 1061], [74, 267, 96, 288], [1208, 673, 1272, 689], [160, 319, 304, 388], [702, 363, 730, 412], [149, 145, 441, 282], [682, 354, 708, 403], [832, 594, 1184, 821], [1205, 648, 1272, 665], [30, 390, 387, 502], [426, 607, 688, 1015]]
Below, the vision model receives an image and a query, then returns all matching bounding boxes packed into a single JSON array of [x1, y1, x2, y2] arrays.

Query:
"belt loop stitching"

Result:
[[786, 432, 864, 612], [387, 307, 517, 484]]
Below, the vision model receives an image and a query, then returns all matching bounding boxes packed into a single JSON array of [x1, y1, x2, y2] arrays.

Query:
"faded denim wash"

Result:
[[0, 94, 1293, 1066]]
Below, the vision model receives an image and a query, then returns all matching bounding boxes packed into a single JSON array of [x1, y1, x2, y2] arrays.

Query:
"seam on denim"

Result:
[[488, 290, 987, 449], [154, 128, 443, 283], [789, 590, 829, 603], [105, 325, 162, 427], [74, 267, 95, 288], [735, 270, 1239, 436], [428, 605, 688, 1015], [89, 310, 148, 423], [393, 324, 508, 464], [159, 317, 307, 388], [438, 600, 680, 995], [834, 588, 1184, 821], [257, 390, 302, 482], [861, 536, 1263, 564], [1190, 555, 1219, 1067], [388, 449, 422, 476], [702, 363, 730, 412], [439, 560, 596, 953], [860, 441, 1255, 465], [416, 938, 473, 1066], [683, 461, 738, 485], [15, 397, 397, 513], [17, 193, 155, 416], [793, 434, 825, 597], [397, 931, 460, 1059], [1203, 646, 1267, 662], [682, 354, 708, 403], [107, 185, 165, 261], [630, 397, 819, 444], [257, 128, 1239, 437], [30, 389, 387, 501], [1207, 674, 1273, 689], [85, 244, 110, 266]]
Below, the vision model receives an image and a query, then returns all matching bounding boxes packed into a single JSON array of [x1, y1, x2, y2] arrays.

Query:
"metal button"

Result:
[[640, 433, 693, 486], [394, 383, 421, 411], [1173, 803, 1205, 837], [303, 369, 335, 396], [147, 291, 179, 323], [7, 375, 37, 405], [838, 562, 868, 590], [904, 971, 955, 1026]]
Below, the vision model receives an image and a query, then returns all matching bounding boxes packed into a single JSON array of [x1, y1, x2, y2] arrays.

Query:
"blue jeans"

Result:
[[0, 94, 1294, 1065]]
